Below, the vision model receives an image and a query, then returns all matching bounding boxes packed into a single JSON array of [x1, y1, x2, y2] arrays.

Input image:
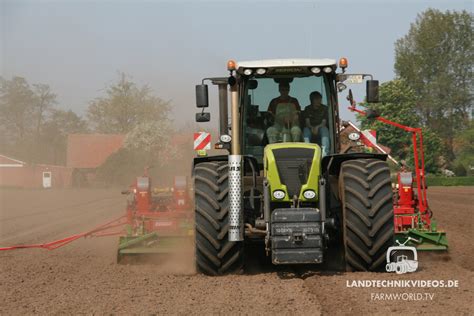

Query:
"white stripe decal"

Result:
[[362, 130, 377, 146], [194, 132, 210, 150]]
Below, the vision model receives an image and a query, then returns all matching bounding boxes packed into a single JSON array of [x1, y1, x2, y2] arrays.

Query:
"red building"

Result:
[[67, 134, 125, 186], [0, 154, 73, 188], [1, 134, 126, 188], [67, 134, 125, 168]]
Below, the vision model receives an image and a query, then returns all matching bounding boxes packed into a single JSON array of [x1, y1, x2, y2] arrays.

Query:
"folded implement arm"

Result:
[[348, 105, 448, 251]]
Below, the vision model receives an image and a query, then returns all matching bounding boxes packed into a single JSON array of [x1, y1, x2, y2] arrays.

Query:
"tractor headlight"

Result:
[[348, 132, 360, 141], [323, 66, 333, 73], [220, 134, 232, 143], [310, 67, 321, 74], [303, 190, 316, 199], [256, 68, 266, 75], [273, 190, 285, 200], [243, 68, 253, 76]]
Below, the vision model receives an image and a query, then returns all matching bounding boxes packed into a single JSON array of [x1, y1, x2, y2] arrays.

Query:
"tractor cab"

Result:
[[237, 59, 340, 162], [196, 58, 378, 164]]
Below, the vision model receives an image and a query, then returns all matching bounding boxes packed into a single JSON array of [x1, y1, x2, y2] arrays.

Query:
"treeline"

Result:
[[360, 9, 473, 175], [0, 74, 177, 170], [0, 72, 207, 185], [0, 77, 88, 164]]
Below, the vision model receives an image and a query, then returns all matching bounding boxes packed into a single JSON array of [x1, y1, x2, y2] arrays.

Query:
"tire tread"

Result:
[[341, 158, 394, 272], [194, 162, 243, 275]]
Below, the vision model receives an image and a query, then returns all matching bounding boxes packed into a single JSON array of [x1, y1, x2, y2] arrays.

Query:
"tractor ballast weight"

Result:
[[193, 59, 395, 275]]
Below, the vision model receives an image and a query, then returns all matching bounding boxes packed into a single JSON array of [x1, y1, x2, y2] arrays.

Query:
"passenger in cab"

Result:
[[266, 82, 302, 143], [303, 91, 330, 156]]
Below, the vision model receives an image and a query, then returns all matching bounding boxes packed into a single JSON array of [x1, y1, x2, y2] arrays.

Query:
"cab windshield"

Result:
[[243, 75, 334, 160]]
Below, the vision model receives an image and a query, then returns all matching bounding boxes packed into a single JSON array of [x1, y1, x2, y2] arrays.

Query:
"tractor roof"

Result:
[[237, 58, 337, 69]]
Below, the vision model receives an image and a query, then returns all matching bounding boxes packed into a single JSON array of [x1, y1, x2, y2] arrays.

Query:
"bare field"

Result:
[[0, 187, 472, 315]]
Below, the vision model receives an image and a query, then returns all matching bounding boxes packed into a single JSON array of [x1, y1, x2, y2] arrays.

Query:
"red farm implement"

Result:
[[349, 99, 448, 251], [0, 174, 194, 259], [117, 173, 194, 262]]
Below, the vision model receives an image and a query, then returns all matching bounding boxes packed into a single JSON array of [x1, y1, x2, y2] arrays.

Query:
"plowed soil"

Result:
[[0, 187, 472, 315]]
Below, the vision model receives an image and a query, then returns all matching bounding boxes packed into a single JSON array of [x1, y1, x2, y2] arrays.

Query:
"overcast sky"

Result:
[[1, 0, 471, 128]]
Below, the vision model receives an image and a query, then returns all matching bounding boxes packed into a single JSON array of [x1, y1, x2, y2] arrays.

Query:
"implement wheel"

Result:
[[194, 161, 243, 275], [340, 159, 394, 271]]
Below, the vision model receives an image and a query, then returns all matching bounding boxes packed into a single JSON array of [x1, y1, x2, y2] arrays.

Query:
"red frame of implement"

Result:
[[348, 106, 431, 232], [126, 174, 192, 237], [0, 174, 192, 251]]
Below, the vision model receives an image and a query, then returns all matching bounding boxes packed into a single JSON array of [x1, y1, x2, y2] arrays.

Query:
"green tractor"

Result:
[[193, 58, 394, 275]]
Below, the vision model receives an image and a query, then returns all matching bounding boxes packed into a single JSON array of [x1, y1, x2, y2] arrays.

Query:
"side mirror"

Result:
[[366, 80, 379, 103], [196, 84, 209, 108], [196, 112, 210, 122]]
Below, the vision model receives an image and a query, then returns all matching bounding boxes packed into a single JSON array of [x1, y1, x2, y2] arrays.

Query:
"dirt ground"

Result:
[[0, 187, 472, 315]]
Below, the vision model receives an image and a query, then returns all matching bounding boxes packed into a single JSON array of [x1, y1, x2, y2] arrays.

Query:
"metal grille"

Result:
[[272, 148, 315, 197], [228, 155, 243, 241]]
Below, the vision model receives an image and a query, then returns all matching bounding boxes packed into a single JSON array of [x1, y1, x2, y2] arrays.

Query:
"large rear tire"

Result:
[[340, 159, 394, 272], [194, 161, 243, 275]]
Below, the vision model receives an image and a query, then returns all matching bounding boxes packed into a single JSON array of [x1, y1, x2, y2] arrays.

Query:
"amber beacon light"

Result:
[[339, 57, 348, 70], [227, 60, 236, 71]]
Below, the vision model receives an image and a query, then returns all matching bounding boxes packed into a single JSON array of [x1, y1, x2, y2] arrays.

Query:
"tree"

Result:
[[0, 76, 36, 143], [32, 83, 56, 136], [40, 109, 89, 164], [124, 120, 178, 172], [0, 77, 61, 162], [0, 76, 42, 161], [452, 122, 474, 175], [0, 75, 88, 164], [360, 80, 418, 157], [359, 80, 443, 173], [394, 9, 473, 159], [46, 109, 88, 136], [124, 121, 175, 162], [97, 121, 178, 185], [406, 129, 443, 174], [87, 73, 170, 134]]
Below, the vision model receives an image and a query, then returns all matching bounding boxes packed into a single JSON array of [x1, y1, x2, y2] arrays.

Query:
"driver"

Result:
[[266, 82, 302, 143]]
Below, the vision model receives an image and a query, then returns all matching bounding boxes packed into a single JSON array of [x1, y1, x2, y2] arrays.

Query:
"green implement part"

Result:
[[395, 229, 448, 251], [118, 232, 158, 250], [117, 233, 193, 263]]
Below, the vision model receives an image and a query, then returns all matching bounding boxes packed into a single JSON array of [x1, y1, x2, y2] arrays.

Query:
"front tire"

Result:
[[194, 161, 243, 275], [340, 159, 394, 272]]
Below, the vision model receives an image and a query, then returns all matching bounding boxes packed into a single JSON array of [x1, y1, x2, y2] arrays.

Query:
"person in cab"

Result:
[[266, 82, 302, 143], [303, 91, 330, 156]]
